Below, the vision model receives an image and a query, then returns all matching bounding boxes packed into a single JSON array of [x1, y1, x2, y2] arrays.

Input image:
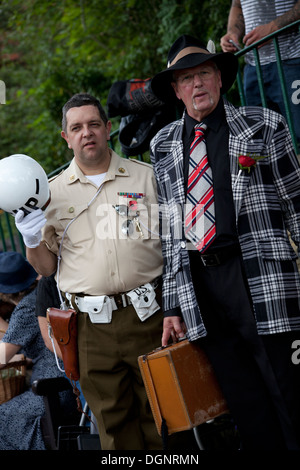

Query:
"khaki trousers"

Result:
[[77, 304, 163, 450]]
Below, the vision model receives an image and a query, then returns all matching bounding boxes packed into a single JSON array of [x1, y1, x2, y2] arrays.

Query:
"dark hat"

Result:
[[118, 107, 175, 157], [0, 251, 38, 294], [151, 34, 238, 102]]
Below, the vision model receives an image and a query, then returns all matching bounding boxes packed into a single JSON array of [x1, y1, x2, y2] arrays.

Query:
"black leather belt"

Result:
[[199, 244, 241, 267], [113, 293, 131, 309], [64, 276, 163, 311]]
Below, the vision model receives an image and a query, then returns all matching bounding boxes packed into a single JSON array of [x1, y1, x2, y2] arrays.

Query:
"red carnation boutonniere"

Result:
[[234, 153, 268, 187]]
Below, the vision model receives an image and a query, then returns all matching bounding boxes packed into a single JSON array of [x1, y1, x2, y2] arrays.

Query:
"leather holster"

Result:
[[47, 307, 79, 382]]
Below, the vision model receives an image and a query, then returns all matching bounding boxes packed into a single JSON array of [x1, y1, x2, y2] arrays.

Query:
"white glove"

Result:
[[15, 209, 47, 248]]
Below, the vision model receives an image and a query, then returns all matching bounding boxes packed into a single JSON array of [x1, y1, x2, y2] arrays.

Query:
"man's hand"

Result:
[[220, 33, 241, 52], [243, 22, 276, 48], [15, 209, 47, 248], [162, 316, 186, 347]]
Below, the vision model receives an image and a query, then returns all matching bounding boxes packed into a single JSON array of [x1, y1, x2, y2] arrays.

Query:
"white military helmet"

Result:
[[0, 154, 50, 216]]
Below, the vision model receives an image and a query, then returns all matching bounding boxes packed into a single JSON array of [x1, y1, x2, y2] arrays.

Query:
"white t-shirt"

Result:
[[241, 0, 300, 65], [85, 173, 107, 187]]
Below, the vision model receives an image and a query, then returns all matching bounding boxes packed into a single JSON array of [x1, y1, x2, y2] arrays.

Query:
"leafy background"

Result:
[[0, 0, 237, 173]]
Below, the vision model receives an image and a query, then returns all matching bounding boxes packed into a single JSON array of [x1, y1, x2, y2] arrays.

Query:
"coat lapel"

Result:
[[156, 115, 186, 206]]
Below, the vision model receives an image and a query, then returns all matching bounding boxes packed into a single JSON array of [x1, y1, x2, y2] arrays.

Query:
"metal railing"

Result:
[[1, 21, 299, 254], [234, 19, 300, 154], [0, 209, 25, 255]]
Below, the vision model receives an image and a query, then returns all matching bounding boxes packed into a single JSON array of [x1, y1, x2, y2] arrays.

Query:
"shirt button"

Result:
[[180, 241, 186, 249], [68, 206, 75, 213]]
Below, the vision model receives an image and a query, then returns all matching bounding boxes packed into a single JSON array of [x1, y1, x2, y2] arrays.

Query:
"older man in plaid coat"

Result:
[[150, 34, 300, 450]]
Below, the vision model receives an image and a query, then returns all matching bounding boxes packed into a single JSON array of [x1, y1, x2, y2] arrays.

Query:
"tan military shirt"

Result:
[[43, 150, 163, 295]]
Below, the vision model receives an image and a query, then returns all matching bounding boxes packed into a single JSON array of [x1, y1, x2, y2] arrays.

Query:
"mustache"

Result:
[[192, 94, 214, 108]]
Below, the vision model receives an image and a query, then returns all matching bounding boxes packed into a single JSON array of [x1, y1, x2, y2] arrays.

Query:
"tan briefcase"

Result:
[[138, 338, 228, 436]]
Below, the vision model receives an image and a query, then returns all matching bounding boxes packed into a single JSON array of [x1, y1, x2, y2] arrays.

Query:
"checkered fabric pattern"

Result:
[[150, 98, 300, 342]]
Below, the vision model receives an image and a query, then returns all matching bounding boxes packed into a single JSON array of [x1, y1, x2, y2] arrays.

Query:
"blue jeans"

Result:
[[244, 59, 300, 149]]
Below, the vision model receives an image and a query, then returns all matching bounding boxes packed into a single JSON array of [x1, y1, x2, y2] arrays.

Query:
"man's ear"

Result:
[[217, 69, 222, 90], [171, 81, 182, 101], [106, 120, 112, 140], [61, 130, 72, 149]]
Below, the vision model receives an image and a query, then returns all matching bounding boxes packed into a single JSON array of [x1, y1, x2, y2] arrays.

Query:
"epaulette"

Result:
[[128, 158, 152, 169], [48, 169, 64, 182]]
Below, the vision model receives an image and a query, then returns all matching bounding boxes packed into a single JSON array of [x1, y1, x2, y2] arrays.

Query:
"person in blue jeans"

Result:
[[221, 0, 300, 150]]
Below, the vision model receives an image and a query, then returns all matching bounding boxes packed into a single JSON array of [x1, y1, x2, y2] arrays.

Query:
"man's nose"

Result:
[[82, 125, 93, 137], [193, 73, 204, 85]]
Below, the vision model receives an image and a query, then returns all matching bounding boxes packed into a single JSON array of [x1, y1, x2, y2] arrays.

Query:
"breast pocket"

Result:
[[57, 203, 92, 245]]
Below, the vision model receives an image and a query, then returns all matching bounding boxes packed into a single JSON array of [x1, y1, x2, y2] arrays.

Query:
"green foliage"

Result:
[[0, 0, 237, 173]]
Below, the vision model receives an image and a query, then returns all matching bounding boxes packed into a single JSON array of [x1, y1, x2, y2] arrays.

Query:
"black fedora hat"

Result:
[[0, 251, 38, 294], [151, 34, 238, 102]]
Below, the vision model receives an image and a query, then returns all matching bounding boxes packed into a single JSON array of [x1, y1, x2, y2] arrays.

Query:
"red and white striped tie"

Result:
[[185, 123, 216, 252]]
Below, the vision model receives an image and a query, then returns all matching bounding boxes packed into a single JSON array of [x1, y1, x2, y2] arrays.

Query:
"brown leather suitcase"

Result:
[[138, 338, 229, 435]]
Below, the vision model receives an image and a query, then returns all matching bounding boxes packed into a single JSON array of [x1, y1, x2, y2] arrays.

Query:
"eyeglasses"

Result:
[[175, 69, 215, 86]]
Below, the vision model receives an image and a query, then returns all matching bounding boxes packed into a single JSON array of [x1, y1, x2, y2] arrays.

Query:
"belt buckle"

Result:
[[113, 293, 129, 309], [200, 253, 220, 267]]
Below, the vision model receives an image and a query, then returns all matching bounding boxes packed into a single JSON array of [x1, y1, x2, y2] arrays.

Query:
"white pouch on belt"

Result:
[[76, 295, 113, 323], [126, 283, 160, 322]]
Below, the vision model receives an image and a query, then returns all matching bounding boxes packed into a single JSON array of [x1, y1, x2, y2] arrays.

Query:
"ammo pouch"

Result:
[[66, 283, 160, 324], [66, 294, 113, 324], [127, 283, 160, 322]]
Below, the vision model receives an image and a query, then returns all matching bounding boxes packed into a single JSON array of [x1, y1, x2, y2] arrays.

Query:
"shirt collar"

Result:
[[106, 149, 130, 181], [184, 98, 226, 138], [64, 150, 130, 185]]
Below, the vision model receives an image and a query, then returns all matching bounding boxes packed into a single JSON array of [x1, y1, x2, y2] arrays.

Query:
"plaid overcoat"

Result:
[[150, 99, 300, 342]]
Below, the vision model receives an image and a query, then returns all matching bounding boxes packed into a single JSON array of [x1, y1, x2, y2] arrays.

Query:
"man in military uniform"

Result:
[[15, 93, 163, 450]]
